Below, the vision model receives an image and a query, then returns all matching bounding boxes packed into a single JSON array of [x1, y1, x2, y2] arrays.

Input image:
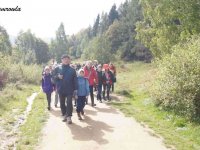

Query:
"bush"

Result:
[[152, 35, 200, 120], [8, 63, 42, 85], [0, 53, 42, 87]]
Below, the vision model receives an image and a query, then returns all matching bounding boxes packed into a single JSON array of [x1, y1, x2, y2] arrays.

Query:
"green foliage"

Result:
[[55, 23, 69, 61], [92, 14, 100, 37], [108, 4, 119, 25], [16, 92, 48, 150], [8, 63, 42, 85], [136, 0, 200, 58], [15, 30, 50, 64], [152, 36, 200, 119], [82, 35, 114, 63], [35, 39, 50, 64], [0, 52, 42, 86], [0, 26, 12, 55], [52, 0, 149, 62]]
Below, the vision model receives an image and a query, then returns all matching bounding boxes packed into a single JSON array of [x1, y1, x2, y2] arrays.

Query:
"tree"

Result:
[[0, 26, 12, 55], [55, 23, 69, 61], [35, 38, 50, 64], [15, 30, 37, 64], [136, 0, 200, 58], [15, 30, 50, 64], [92, 14, 100, 36], [108, 4, 119, 25], [99, 12, 109, 35], [68, 34, 78, 58], [15, 30, 36, 53]]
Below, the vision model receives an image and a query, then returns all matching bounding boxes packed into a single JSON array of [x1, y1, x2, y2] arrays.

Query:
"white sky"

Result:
[[0, 0, 125, 39]]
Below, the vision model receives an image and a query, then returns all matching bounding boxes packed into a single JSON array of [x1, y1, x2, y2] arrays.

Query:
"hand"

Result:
[[74, 90, 78, 99], [58, 74, 63, 79]]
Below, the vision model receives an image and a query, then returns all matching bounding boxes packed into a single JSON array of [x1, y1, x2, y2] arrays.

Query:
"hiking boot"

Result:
[[47, 107, 50, 110], [62, 116, 67, 122], [67, 117, 72, 124], [77, 113, 82, 120], [81, 110, 84, 116], [91, 103, 96, 107]]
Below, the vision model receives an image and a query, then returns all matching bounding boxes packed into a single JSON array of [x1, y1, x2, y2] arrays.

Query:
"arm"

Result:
[[93, 69, 98, 84], [85, 79, 90, 96], [73, 70, 78, 91]]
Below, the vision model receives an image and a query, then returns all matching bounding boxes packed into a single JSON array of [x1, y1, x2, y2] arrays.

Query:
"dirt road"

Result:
[[37, 97, 171, 150]]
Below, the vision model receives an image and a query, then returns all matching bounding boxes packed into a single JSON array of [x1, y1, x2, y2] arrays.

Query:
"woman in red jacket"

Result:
[[83, 61, 98, 106]]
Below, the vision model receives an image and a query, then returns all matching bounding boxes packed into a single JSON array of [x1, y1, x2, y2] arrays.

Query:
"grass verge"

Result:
[[0, 84, 39, 125], [16, 92, 48, 150], [111, 62, 200, 150]]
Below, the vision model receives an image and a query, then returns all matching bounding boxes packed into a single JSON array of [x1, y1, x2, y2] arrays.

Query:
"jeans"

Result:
[[111, 83, 114, 92], [54, 89, 59, 106], [76, 96, 86, 113], [59, 94, 73, 117], [89, 85, 95, 105], [103, 83, 111, 100], [97, 84, 102, 101], [46, 93, 51, 107]]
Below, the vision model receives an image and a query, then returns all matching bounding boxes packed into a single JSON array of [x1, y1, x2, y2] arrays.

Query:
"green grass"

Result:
[[16, 92, 48, 150], [0, 84, 48, 150], [111, 62, 200, 150], [0, 84, 39, 123]]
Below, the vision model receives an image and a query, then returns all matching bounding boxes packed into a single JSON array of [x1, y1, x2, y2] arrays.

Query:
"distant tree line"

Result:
[[0, 0, 152, 64], [49, 0, 152, 63]]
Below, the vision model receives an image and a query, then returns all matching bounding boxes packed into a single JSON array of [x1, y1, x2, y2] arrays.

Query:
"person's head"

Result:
[[61, 55, 71, 65], [97, 64, 102, 72], [109, 62, 113, 67], [104, 68, 109, 72], [93, 60, 98, 66], [86, 60, 92, 68], [44, 66, 50, 74], [78, 69, 84, 77]]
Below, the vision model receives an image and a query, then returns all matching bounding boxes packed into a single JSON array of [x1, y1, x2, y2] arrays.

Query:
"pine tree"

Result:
[[108, 4, 119, 25], [55, 23, 68, 61], [0, 26, 12, 55], [92, 14, 100, 36]]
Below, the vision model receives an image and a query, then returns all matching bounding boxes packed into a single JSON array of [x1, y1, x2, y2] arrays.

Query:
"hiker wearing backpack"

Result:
[[96, 64, 103, 103], [42, 66, 54, 110], [102, 64, 114, 101], [83, 60, 98, 106], [55, 55, 78, 124], [109, 62, 116, 92], [51, 63, 60, 108], [76, 69, 90, 120]]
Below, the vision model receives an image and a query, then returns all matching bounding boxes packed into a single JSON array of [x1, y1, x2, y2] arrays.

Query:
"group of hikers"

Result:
[[41, 54, 116, 124]]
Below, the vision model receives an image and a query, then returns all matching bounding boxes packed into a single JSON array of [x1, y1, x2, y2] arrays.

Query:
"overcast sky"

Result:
[[0, 0, 126, 38]]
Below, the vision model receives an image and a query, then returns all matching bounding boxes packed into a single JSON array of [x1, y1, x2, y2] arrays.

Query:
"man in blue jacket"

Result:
[[56, 54, 78, 124]]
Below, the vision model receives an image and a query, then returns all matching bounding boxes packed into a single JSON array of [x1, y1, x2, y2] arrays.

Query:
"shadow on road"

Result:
[[67, 115, 113, 145], [50, 108, 62, 118], [94, 106, 119, 114]]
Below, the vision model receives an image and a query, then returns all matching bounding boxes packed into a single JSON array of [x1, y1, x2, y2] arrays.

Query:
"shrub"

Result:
[[152, 35, 200, 120], [0, 53, 42, 87], [8, 63, 42, 85]]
